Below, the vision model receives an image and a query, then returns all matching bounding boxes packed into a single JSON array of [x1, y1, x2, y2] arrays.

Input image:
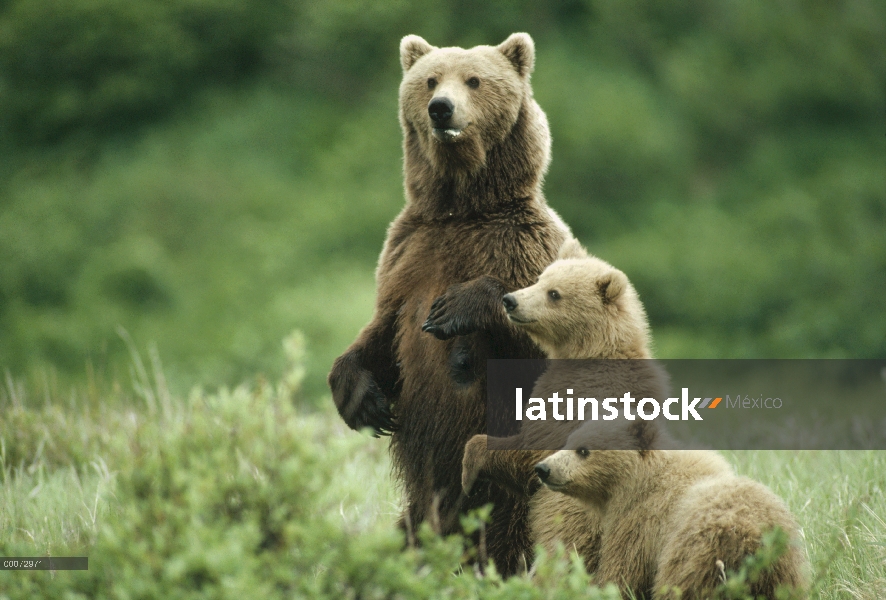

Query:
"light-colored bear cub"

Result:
[[461, 239, 667, 573], [536, 419, 808, 599]]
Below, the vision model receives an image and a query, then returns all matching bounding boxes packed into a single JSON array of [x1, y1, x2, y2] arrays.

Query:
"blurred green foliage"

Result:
[[0, 0, 292, 141], [0, 0, 884, 397]]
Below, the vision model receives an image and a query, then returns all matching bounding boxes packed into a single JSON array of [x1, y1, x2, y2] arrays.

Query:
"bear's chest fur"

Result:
[[381, 202, 564, 525], [381, 208, 559, 376]]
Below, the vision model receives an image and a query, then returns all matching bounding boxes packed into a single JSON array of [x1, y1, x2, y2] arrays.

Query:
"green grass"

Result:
[[0, 457, 111, 556], [0, 344, 883, 598], [725, 451, 886, 599]]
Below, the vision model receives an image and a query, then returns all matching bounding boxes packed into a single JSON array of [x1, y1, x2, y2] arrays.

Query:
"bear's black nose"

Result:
[[428, 97, 454, 124], [502, 293, 518, 312], [534, 463, 550, 482]]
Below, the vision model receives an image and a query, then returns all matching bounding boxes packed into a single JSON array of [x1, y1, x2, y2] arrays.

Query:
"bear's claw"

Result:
[[356, 386, 398, 437], [329, 353, 397, 436], [422, 292, 479, 340]]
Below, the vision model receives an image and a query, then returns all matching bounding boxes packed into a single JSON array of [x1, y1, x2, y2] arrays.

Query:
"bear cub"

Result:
[[536, 420, 808, 599], [458, 240, 667, 573]]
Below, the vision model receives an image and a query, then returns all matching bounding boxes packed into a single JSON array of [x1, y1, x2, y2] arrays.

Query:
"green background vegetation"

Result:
[[0, 1, 884, 597], [1, 0, 883, 399]]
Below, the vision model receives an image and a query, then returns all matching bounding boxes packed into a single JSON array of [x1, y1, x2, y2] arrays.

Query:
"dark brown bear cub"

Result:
[[328, 33, 570, 574]]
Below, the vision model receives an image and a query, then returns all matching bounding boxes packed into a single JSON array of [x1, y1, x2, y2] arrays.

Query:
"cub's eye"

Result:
[[548, 289, 561, 301], [576, 447, 590, 458], [427, 77, 437, 89], [466, 77, 480, 89]]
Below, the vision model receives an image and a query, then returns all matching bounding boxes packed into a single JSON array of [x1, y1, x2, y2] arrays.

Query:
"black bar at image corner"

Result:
[[0, 557, 88, 570]]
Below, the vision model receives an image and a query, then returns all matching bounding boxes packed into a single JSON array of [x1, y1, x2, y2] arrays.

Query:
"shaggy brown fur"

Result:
[[453, 242, 667, 573], [327, 33, 569, 574], [537, 420, 809, 599]]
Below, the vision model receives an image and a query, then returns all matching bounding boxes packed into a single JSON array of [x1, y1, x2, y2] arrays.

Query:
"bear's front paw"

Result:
[[329, 352, 397, 436], [461, 434, 488, 495], [422, 283, 482, 340]]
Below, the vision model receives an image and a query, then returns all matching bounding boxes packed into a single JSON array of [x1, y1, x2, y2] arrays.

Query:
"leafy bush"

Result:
[[716, 528, 806, 600], [0, 341, 625, 599]]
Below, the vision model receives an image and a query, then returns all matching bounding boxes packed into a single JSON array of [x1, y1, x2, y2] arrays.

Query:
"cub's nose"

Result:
[[502, 293, 518, 312], [534, 463, 550, 482], [428, 97, 454, 124]]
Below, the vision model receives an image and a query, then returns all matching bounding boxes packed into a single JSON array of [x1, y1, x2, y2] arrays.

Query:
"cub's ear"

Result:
[[400, 35, 434, 71], [598, 269, 628, 304], [629, 421, 658, 454], [497, 33, 535, 78], [557, 238, 588, 261]]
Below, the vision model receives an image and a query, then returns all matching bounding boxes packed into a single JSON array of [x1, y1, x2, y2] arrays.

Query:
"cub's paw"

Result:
[[421, 282, 483, 340], [328, 352, 396, 436], [462, 434, 488, 495]]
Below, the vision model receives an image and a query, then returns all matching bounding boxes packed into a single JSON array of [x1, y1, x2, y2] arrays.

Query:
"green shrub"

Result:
[[715, 527, 806, 600], [0, 348, 622, 599]]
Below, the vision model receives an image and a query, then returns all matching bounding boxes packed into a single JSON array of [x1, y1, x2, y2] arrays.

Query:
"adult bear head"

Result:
[[398, 34, 551, 213]]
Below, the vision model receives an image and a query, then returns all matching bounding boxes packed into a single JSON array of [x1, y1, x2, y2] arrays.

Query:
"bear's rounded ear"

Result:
[[497, 33, 535, 78], [557, 238, 588, 261], [598, 269, 628, 304], [400, 35, 434, 72], [629, 421, 658, 453]]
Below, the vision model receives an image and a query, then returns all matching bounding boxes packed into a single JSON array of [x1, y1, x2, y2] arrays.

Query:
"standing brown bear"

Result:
[[328, 33, 570, 574]]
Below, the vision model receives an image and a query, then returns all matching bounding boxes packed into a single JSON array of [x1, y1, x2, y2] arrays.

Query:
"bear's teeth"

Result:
[[432, 128, 463, 142]]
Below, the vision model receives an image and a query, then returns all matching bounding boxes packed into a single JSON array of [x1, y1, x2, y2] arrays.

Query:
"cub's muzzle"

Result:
[[502, 293, 518, 312], [534, 462, 550, 482]]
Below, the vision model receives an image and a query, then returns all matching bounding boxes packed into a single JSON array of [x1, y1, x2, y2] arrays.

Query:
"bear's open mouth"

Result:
[[432, 127, 463, 142], [431, 122, 471, 143]]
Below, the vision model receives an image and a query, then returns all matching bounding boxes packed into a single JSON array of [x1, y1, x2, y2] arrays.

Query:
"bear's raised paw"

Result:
[[461, 434, 489, 495], [422, 277, 507, 340], [328, 351, 397, 436]]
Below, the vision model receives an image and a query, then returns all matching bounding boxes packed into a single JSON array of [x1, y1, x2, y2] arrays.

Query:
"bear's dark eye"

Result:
[[427, 77, 437, 90], [466, 77, 480, 89], [576, 447, 590, 458], [548, 289, 561, 301]]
